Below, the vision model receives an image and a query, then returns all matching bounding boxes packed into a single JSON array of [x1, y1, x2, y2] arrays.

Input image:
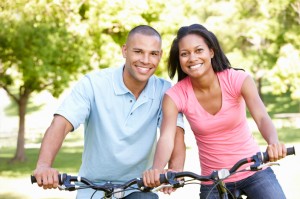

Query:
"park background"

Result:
[[1, 0, 300, 198]]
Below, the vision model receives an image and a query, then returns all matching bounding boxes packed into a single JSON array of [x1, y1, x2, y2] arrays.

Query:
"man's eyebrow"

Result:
[[132, 48, 160, 53], [132, 47, 142, 51], [151, 50, 160, 53]]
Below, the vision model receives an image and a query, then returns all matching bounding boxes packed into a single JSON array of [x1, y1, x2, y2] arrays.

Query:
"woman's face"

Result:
[[178, 34, 214, 78]]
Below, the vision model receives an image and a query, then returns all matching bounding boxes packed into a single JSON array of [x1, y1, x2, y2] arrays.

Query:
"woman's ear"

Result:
[[210, 49, 214, 59]]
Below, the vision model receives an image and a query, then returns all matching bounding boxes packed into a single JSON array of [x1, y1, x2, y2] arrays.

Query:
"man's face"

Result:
[[122, 33, 162, 84]]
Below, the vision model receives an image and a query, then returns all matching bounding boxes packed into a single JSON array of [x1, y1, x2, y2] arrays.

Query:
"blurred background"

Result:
[[0, 0, 299, 198]]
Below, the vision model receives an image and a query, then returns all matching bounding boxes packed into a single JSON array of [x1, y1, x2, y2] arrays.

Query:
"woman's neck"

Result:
[[190, 71, 218, 93]]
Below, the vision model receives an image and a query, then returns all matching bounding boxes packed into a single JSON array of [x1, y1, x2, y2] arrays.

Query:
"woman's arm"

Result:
[[241, 76, 286, 161], [143, 94, 180, 187], [153, 94, 180, 169], [168, 126, 186, 172]]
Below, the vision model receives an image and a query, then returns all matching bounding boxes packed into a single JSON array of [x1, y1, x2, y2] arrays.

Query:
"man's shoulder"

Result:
[[151, 75, 172, 87], [86, 67, 116, 77]]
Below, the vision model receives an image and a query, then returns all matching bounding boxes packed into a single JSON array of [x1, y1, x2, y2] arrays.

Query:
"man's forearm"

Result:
[[36, 116, 71, 167]]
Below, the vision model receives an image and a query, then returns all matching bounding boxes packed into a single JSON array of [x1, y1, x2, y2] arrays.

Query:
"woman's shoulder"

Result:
[[218, 68, 249, 80], [218, 68, 250, 94], [172, 76, 190, 89], [167, 77, 191, 97]]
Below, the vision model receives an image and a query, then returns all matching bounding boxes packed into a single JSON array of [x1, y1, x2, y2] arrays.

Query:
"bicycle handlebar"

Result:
[[31, 173, 144, 193], [31, 146, 296, 194], [229, 146, 295, 173]]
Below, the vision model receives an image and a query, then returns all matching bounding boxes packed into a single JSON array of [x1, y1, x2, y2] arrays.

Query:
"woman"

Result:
[[143, 24, 287, 199]]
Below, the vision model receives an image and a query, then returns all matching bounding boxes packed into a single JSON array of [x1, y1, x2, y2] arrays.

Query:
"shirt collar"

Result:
[[112, 65, 155, 99]]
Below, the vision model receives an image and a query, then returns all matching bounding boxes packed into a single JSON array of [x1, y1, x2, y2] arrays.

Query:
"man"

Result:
[[33, 25, 185, 198]]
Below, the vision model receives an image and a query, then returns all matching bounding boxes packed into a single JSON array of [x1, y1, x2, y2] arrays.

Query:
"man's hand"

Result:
[[33, 165, 59, 189]]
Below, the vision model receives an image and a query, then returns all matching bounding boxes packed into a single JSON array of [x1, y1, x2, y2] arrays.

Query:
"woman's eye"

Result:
[[196, 49, 203, 53], [180, 52, 187, 57]]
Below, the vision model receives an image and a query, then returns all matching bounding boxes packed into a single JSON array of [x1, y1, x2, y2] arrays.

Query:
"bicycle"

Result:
[[31, 146, 295, 199], [154, 146, 296, 199]]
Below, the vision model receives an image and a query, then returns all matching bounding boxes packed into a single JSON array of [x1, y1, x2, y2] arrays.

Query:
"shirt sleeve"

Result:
[[176, 112, 185, 130], [229, 69, 249, 98], [55, 75, 93, 130]]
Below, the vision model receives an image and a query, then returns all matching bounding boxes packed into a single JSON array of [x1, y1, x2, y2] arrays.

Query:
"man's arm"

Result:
[[33, 115, 73, 189]]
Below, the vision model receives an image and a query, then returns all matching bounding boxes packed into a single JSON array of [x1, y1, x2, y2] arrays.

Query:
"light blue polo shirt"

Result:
[[56, 66, 184, 198]]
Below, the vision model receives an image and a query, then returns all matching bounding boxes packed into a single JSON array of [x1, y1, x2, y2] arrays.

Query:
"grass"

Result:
[[262, 90, 300, 116], [0, 124, 299, 178], [253, 127, 300, 145], [0, 133, 83, 178]]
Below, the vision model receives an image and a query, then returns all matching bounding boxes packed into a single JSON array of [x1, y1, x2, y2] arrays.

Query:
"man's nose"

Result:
[[140, 54, 150, 64]]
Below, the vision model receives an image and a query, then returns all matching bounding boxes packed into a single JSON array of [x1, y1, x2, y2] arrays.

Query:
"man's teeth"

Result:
[[190, 64, 202, 69], [137, 67, 150, 72]]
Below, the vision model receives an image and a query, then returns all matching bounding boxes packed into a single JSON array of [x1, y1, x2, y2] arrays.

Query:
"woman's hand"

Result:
[[266, 142, 287, 162], [143, 169, 180, 194], [143, 169, 163, 188]]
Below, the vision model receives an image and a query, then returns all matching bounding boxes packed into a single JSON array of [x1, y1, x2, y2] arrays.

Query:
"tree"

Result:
[[0, 0, 90, 162], [228, 0, 300, 101]]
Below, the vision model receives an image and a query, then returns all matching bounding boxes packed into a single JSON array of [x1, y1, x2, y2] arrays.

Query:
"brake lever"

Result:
[[257, 162, 280, 170], [151, 184, 173, 192], [245, 162, 280, 171], [58, 185, 66, 190], [151, 180, 184, 192]]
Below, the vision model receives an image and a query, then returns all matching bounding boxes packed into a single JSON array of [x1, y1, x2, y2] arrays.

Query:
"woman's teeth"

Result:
[[190, 64, 202, 69]]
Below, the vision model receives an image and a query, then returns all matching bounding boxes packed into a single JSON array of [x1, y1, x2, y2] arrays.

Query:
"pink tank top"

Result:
[[166, 69, 260, 183]]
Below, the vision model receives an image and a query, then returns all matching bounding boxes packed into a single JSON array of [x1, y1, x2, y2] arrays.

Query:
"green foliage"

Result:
[[0, 0, 91, 98], [262, 89, 300, 115], [0, 0, 299, 101], [4, 99, 44, 116], [0, 0, 300, 161]]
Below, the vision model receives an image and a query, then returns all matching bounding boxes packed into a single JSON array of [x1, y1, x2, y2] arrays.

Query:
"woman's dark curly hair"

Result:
[[168, 24, 231, 82]]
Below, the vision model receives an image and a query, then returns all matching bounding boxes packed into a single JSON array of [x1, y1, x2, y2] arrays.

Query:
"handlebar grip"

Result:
[[137, 173, 169, 188], [263, 146, 296, 162], [31, 175, 37, 184], [30, 174, 63, 184], [159, 173, 169, 184], [136, 173, 172, 189]]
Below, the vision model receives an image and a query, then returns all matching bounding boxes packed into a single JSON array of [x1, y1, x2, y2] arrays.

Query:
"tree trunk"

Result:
[[11, 94, 28, 163], [257, 77, 263, 102]]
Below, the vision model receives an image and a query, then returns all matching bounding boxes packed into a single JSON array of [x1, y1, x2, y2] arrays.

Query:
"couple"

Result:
[[33, 24, 287, 199]]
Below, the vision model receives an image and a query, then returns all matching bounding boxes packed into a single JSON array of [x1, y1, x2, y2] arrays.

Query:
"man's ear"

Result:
[[121, 44, 127, 58], [160, 50, 163, 59]]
